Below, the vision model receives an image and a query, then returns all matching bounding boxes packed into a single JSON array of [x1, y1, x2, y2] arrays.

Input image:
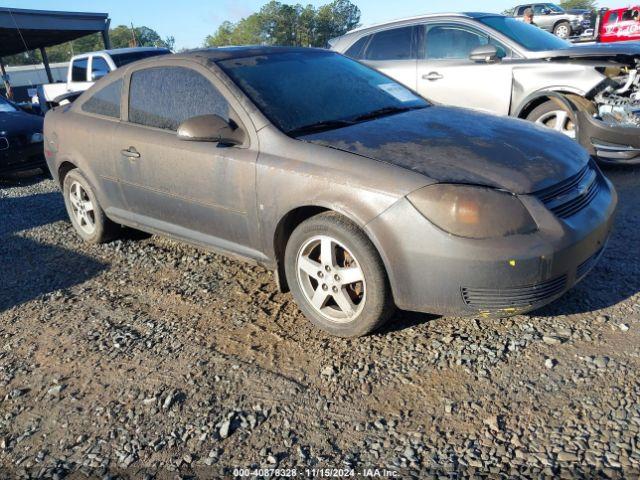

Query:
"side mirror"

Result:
[[177, 114, 245, 145], [469, 44, 499, 63], [91, 70, 108, 81]]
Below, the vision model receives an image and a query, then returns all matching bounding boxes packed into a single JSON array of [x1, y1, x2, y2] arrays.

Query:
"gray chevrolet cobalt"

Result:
[[44, 47, 617, 337]]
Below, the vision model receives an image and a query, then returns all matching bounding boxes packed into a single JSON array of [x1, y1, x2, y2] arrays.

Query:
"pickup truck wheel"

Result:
[[553, 21, 571, 38], [527, 100, 576, 139], [63, 169, 120, 244], [284, 212, 395, 338]]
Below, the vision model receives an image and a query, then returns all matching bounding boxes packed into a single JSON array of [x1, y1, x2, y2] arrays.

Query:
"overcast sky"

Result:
[[5, 0, 624, 50]]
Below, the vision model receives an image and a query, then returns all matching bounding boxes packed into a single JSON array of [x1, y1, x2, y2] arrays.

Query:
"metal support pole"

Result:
[[0, 58, 12, 100], [102, 18, 112, 49], [40, 47, 54, 83]]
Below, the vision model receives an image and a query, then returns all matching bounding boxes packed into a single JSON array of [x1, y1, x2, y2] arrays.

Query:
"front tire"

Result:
[[526, 99, 577, 139], [284, 212, 395, 338], [63, 169, 120, 244], [553, 21, 571, 38]]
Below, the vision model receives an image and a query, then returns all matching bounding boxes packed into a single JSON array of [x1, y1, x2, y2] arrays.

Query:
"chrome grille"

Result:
[[535, 164, 600, 219]]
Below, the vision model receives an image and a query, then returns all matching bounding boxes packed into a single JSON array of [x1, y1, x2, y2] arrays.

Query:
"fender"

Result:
[[512, 89, 584, 118]]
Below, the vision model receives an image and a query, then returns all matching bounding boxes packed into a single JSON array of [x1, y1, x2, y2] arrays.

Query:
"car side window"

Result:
[[363, 26, 415, 61], [516, 6, 531, 15], [426, 25, 498, 60], [81, 79, 123, 118], [533, 5, 546, 14], [344, 36, 370, 59], [92, 57, 110, 76], [71, 58, 88, 82], [128, 66, 229, 131]]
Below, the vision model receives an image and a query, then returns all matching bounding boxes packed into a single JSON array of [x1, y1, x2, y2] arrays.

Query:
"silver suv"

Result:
[[511, 3, 591, 38], [330, 13, 640, 165]]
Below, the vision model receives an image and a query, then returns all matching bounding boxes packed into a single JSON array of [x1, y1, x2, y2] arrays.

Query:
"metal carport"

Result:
[[0, 7, 110, 88]]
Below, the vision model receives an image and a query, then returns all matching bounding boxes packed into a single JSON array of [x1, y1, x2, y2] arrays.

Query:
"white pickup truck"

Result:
[[39, 47, 171, 106]]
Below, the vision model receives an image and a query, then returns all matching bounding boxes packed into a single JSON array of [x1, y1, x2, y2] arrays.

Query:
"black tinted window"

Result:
[[345, 36, 369, 59], [81, 79, 122, 118], [92, 57, 109, 74], [218, 51, 427, 135], [364, 27, 414, 60], [111, 50, 170, 67], [72, 58, 88, 82], [128, 67, 228, 131]]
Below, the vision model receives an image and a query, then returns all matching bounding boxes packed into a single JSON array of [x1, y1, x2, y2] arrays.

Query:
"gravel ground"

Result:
[[0, 167, 639, 479]]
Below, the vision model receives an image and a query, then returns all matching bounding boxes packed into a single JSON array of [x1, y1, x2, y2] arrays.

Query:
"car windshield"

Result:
[[0, 97, 17, 113], [479, 16, 571, 51], [218, 50, 428, 136], [110, 50, 170, 67]]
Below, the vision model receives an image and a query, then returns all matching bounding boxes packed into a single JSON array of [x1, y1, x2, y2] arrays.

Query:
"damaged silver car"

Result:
[[330, 13, 640, 164]]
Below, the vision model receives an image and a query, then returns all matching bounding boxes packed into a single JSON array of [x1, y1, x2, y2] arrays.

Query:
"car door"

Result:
[[355, 26, 418, 90], [114, 61, 261, 256], [72, 77, 128, 212], [415, 22, 514, 115]]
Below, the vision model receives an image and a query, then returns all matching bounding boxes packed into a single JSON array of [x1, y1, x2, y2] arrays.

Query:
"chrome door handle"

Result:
[[121, 147, 140, 159], [422, 72, 443, 81]]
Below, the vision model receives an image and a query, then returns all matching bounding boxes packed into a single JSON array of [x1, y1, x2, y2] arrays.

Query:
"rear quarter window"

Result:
[[81, 79, 123, 118], [344, 36, 370, 59], [128, 66, 229, 131]]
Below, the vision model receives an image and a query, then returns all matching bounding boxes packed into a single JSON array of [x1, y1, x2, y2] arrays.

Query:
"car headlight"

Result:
[[407, 184, 538, 239], [30, 132, 43, 144]]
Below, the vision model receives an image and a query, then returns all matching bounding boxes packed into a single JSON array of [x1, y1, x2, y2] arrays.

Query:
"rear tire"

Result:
[[553, 21, 571, 38], [284, 212, 395, 337], [63, 169, 120, 244]]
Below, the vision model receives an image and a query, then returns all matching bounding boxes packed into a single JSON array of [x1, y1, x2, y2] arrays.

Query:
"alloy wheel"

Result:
[[535, 110, 576, 139], [69, 181, 96, 235], [295, 235, 366, 322], [555, 25, 570, 38]]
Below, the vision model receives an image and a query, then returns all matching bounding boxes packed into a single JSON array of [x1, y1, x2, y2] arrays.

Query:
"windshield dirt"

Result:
[[218, 51, 428, 135]]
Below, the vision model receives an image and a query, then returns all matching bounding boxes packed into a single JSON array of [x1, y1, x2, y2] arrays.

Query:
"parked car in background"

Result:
[[44, 47, 616, 337], [598, 6, 640, 42], [331, 13, 640, 164], [0, 95, 45, 175], [39, 47, 171, 109], [510, 3, 591, 38]]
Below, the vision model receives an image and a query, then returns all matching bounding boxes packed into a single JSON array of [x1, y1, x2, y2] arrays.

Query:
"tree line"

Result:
[[205, 0, 360, 48]]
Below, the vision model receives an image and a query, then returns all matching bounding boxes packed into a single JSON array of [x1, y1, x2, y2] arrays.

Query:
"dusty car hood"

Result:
[[299, 106, 589, 194], [530, 42, 640, 61], [0, 111, 43, 137]]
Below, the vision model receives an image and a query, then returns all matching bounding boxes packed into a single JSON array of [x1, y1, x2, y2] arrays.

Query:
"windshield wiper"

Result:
[[350, 105, 425, 123], [287, 119, 355, 137]]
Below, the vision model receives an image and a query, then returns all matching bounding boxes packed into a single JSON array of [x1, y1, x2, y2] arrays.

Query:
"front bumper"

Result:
[[577, 111, 640, 165], [365, 171, 617, 317], [0, 139, 46, 174]]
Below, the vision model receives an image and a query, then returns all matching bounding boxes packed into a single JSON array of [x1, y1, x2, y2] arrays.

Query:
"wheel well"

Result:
[[518, 92, 594, 120], [273, 206, 330, 292], [518, 92, 571, 119], [57, 161, 77, 187], [554, 19, 571, 30]]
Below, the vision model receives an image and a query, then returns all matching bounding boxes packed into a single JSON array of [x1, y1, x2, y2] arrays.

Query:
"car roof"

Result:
[[76, 47, 171, 58], [175, 46, 330, 62], [343, 12, 500, 35]]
